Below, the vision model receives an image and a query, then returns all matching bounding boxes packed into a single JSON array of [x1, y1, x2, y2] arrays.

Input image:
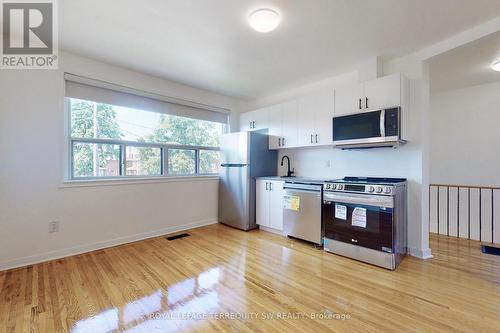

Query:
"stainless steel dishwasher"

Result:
[[283, 182, 323, 245]]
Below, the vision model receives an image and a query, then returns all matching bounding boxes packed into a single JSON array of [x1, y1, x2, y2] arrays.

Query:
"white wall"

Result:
[[245, 58, 432, 259], [0, 51, 244, 270], [430, 81, 500, 187]]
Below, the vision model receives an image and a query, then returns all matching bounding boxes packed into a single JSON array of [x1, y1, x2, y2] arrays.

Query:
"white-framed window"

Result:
[[65, 75, 228, 180]]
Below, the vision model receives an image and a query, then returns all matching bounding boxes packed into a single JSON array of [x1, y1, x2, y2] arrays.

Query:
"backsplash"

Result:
[[277, 145, 420, 180]]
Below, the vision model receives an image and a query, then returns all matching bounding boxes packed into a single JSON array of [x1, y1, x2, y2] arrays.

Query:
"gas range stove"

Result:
[[324, 177, 407, 196]]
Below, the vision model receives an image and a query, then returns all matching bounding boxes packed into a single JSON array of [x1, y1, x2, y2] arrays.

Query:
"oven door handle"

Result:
[[324, 192, 393, 208], [285, 189, 321, 194]]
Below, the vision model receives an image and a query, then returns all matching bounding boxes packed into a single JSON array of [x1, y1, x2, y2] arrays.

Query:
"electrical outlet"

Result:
[[49, 221, 59, 233]]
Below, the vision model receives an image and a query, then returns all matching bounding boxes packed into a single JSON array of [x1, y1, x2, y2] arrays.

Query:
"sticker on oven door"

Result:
[[283, 195, 300, 211], [335, 204, 347, 220], [352, 207, 367, 228]]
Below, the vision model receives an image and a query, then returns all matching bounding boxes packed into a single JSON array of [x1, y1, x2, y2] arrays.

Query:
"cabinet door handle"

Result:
[[359, 98, 362, 110], [269, 182, 273, 191], [365, 97, 368, 109], [278, 138, 281, 147], [282, 138, 286, 146], [265, 182, 269, 191], [315, 134, 319, 143], [310, 134, 313, 144]]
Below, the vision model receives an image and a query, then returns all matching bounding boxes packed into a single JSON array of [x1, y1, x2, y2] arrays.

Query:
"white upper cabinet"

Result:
[[268, 101, 298, 150], [281, 100, 299, 148], [240, 73, 404, 148], [252, 108, 270, 131], [297, 93, 316, 146], [313, 87, 335, 145], [239, 108, 269, 131], [297, 87, 334, 146], [267, 103, 284, 149], [239, 111, 253, 131], [334, 83, 364, 117], [363, 73, 401, 111], [334, 73, 402, 116]]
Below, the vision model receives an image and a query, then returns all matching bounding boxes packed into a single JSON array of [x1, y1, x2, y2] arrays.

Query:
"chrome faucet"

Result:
[[280, 155, 295, 178]]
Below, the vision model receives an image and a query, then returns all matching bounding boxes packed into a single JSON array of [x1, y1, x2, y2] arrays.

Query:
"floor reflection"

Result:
[[123, 290, 163, 325], [71, 267, 221, 333], [72, 308, 119, 333]]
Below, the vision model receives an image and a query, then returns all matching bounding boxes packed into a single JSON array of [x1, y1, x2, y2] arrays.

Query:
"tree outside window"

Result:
[[70, 98, 223, 178]]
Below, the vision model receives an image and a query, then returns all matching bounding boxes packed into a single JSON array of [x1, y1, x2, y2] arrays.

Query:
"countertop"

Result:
[[256, 176, 329, 185]]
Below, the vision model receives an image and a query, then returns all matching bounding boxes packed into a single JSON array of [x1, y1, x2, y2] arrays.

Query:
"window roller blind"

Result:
[[64, 74, 229, 124]]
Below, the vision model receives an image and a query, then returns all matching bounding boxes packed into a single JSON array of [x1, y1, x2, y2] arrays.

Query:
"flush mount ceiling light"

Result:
[[492, 61, 500, 72], [248, 9, 281, 33]]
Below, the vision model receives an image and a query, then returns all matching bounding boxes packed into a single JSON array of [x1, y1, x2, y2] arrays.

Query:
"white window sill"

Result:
[[58, 175, 219, 189]]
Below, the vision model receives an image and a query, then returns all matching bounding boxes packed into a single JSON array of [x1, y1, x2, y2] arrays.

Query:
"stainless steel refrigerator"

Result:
[[219, 132, 277, 230]]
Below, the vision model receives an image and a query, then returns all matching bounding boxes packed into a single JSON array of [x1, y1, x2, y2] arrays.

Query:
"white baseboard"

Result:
[[259, 225, 286, 236], [0, 218, 218, 272], [409, 247, 433, 259]]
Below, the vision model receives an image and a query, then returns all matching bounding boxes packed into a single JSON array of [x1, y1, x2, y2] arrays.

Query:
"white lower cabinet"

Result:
[[256, 180, 270, 227], [256, 179, 284, 231]]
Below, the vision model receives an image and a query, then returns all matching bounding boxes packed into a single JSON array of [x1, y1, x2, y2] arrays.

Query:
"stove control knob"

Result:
[[384, 187, 392, 194], [367, 186, 375, 193], [376, 187, 383, 193], [331, 184, 337, 190], [337, 184, 344, 190], [325, 184, 331, 189]]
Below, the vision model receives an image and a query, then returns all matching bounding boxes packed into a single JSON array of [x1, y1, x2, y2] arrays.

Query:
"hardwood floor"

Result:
[[1, 224, 500, 333]]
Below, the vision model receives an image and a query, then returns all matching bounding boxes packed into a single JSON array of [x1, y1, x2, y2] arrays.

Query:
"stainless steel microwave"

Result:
[[332, 107, 405, 149]]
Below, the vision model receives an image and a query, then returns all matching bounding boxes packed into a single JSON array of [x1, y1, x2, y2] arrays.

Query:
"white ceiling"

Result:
[[429, 31, 500, 93], [60, 0, 500, 99]]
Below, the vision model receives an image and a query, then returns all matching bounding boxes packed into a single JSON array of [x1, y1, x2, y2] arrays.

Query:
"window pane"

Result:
[[125, 146, 162, 176], [72, 142, 121, 178], [168, 149, 195, 175], [70, 98, 123, 140], [70, 98, 225, 146], [149, 115, 225, 147], [199, 150, 220, 174]]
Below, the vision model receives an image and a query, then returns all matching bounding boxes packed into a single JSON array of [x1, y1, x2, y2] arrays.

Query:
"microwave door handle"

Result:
[[380, 109, 386, 137]]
